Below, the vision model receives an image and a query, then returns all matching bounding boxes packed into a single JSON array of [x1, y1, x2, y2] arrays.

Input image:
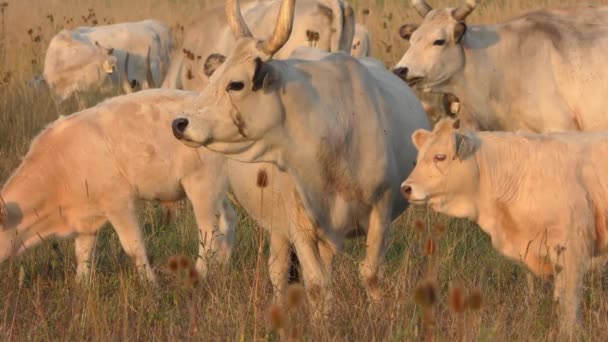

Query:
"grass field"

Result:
[[1, 0, 608, 340]]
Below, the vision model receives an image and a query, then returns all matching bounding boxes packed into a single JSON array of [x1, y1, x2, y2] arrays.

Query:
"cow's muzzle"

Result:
[[172, 118, 189, 140], [392, 67, 409, 81], [400, 183, 412, 200]]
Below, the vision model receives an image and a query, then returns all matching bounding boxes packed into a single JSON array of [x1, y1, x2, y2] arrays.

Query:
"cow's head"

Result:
[[179, 0, 354, 92], [44, 31, 120, 101], [401, 118, 480, 216], [172, 0, 295, 164], [93, 41, 118, 76], [392, 0, 477, 91]]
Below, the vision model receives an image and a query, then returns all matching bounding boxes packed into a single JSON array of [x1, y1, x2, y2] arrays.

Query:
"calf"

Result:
[[402, 118, 608, 337], [0, 90, 235, 282]]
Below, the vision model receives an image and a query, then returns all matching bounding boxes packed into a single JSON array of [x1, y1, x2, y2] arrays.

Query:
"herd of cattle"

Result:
[[1, 0, 608, 337]]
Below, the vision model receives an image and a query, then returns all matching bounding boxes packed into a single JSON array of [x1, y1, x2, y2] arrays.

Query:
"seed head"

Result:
[[290, 326, 302, 340], [286, 284, 304, 309], [425, 237, 436, 256], [448, 286, 466, 313], [256, 168, 268, 188], [187, 267, 200, 287], [434, 222, 446, 237], [178, 255, 190, 269], [467, 288, 483, 310], [414, 279, 437, 307], [414, 219, 425, 237], [167, 256, 179, 272], [266, 303, 286, 330]]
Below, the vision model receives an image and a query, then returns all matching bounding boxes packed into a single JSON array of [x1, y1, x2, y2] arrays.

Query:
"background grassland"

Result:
[[1, 0, 608, 340]]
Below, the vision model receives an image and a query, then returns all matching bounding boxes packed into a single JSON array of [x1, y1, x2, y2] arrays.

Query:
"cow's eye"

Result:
[[433, 39, 446, 46], [226, 81, 244, 92], [433, 154, 446, 162]]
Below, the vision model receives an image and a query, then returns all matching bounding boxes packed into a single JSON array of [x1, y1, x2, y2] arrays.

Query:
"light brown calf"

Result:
[[402, 118, 608, 337]]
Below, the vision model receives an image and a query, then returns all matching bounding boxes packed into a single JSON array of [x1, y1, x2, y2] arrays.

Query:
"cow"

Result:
[[171, 0, 430, 315], [392, 0, 608, 132], [401, 118, 608, 337], [43, 20, 172, 111], [350, 23, 371, 57], [161, 0, 355, 91], [0, 90, 236, 283]]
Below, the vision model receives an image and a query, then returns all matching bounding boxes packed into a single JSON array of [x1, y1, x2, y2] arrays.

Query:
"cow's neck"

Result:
[[472, 134, 524, 237], [437, 25, 508, 130]]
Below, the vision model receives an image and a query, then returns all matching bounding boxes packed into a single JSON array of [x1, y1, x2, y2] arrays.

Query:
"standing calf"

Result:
[[402, 118, 608, 337]]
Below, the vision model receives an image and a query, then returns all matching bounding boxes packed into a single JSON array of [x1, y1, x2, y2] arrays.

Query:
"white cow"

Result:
[[172, 0, 430, 314], [162, 0, 355, 91], [44, 20, 172, 109], [350, 23, 371, 57], [393, 0, 608, 132]]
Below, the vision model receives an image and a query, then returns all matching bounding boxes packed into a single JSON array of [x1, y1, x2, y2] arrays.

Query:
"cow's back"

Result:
[[497, 6, 608, 131]]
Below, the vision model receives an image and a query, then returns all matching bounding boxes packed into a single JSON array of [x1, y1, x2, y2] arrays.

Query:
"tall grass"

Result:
[[1, 0, 608, 340]]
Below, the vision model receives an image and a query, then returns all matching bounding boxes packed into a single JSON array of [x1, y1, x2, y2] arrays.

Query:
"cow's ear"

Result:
[[399, 24, 418, 40], [252, 58, 279, 92], [412, 129, 432, 150], [453, 132, 479, 160], [203, 53, 226, 77], [454, 23, 467, 43]]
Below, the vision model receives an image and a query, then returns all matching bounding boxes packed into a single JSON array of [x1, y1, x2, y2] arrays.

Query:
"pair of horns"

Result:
[[227, 0, 295, 56], [412, 0, 478, 21]]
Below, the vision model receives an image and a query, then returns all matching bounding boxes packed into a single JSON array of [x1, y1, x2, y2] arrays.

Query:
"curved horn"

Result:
[[453, 0, 478, 21], [339, 1, 356, 53], [411, 0, 432, 18], [259, 0, 296, 56], [226, 0, 252, 39], [121, 52, 132, 94], [145, 47, 157, 89], [0, 194, 6, 225]]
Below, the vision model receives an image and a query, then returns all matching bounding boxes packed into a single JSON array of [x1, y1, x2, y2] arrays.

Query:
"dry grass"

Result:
[[1, 0, 608, 340]]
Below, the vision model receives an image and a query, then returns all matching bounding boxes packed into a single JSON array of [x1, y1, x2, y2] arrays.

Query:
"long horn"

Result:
[[226, 0, 253, 39], [453, 0, 478, 21], [121, 52, 132, 94], [0, 194, 6, 225], [411, 0, 432, 18], [145, 47, 157, 89], [258, 0, 296, 56]]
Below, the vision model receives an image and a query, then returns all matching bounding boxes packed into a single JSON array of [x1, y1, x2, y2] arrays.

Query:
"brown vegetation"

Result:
[[1, 0, 607, 340]]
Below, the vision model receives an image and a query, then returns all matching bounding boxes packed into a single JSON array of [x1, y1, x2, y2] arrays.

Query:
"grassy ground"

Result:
[[1, 0, 608, 340]]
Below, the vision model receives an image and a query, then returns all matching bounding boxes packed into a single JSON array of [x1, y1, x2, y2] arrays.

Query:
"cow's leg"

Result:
[[268, 232, 291, 302], [318, 240, 335, 280], [290, 232, 331, 320], [360, 192, 392, 302], [182, 175, 234, 278], [160, 201, 179, 225], [106, 203, 156, 283], [75, 233, 98, 283], [552, 242, 588, 339]]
